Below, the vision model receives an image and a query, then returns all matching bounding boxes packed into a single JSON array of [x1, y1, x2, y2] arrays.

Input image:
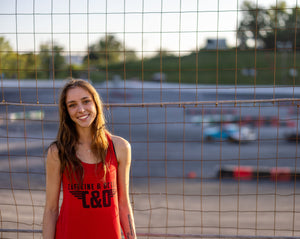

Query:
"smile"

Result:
[[77, 114, 89, 120]]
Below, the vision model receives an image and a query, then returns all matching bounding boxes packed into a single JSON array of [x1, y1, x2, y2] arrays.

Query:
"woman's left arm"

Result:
[[113, 135, 137, 239]]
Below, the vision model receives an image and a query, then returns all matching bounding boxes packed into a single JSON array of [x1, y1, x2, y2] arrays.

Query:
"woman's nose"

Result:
[[77, 104, 85, 112]]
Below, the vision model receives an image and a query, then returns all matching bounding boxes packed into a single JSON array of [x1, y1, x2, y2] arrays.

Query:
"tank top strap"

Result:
[[105, 132, 118, 165]]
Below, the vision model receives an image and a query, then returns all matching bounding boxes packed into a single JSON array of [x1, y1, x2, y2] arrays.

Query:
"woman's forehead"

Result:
[[66, 87, 92, 101]]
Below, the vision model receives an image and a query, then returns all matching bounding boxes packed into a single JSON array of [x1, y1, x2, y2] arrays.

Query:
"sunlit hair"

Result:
[[54, 79, 109, 183]]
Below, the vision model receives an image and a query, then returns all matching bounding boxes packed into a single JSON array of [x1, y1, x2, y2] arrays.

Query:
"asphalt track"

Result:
[[0, 81, 300, 182]]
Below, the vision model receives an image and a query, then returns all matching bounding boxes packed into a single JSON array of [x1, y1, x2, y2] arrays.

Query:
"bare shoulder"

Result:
[[111, 135, 131, 152], [47, 143, 60, 165], [110, 135, 131, 164]]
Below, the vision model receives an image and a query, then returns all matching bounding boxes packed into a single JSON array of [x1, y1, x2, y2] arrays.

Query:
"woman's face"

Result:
[[65, 86, 97, 129]]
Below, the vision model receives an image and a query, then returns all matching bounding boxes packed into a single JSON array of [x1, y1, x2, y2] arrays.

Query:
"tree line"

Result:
[[0, 34, 136, 80], [238, 1, 300, 49]]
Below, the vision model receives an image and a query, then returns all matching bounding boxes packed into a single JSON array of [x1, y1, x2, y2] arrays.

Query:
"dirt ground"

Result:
[[1, 178, 300, 239]]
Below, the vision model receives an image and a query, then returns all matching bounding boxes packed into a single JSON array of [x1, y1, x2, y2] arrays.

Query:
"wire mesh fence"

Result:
[[1, 0, 300, 238]]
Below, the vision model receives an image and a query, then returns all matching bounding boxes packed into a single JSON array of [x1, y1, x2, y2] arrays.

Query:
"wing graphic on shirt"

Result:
[[70, 190, 87, 200], [69, 190, 91, 208]]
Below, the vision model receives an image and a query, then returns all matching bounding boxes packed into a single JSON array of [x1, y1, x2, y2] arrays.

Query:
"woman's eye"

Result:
[[68, 104, 76, 108], [83, 100, 91, 104]]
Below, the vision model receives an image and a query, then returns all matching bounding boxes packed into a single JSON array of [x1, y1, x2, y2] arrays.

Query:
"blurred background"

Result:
[[1, 0, 300, 238]]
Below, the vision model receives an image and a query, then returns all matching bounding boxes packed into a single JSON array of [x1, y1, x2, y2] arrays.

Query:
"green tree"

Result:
[[237, 1, 270, 49], [0, 37, 12, 57], [152, 49, 176, 58], [124, 49, 139, 62], [20, 53, 38, 78], [263, 1, 290, 49], [0, 37, 18, 78], [38, 43, 66, 79], [283, 7, 300, 49], [83, 34, 137, 67], [237, 1, 299, 49]]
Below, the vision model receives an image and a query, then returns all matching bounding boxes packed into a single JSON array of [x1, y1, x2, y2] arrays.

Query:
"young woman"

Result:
[[43, 79, 136, 239]]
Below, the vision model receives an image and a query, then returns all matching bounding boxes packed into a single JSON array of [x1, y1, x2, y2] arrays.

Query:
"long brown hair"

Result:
[[54, 79, 109, 182]]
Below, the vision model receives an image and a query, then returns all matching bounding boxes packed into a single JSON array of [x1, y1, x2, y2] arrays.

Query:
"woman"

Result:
[[43, 79, 136, 239]]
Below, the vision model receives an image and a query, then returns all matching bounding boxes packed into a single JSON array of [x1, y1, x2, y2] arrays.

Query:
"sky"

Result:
[[0, 0, 299, 57]]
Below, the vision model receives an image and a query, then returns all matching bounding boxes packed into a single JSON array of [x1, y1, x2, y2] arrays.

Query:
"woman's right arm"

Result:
[[42, 144, 61, 239]]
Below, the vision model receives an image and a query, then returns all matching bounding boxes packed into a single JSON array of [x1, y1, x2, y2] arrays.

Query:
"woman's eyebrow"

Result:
[[66, 100, 76, 104], [67, 96, 91, 104], [81, 96, 90, 100]]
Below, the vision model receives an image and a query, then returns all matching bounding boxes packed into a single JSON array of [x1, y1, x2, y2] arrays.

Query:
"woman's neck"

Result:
[[76, 127, 93, 145]]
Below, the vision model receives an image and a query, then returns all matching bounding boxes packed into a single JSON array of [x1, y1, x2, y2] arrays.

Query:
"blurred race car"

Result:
[[203, 123, 257, 143], [285, 129, 300, 142]]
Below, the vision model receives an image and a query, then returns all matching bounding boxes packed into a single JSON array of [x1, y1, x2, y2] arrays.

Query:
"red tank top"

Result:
[[55, 135, 121, 239]]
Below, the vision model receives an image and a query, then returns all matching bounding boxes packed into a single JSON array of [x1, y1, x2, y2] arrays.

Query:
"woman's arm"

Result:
[[112, 135, 137, 239], [42, 144, 61, 239]]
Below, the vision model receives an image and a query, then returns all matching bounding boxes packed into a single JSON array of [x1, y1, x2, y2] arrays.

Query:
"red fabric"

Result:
[[55, 135, 121, 239]]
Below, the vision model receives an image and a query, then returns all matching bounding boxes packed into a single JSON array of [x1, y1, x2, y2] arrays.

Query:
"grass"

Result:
[[90, 49, 300, 86]]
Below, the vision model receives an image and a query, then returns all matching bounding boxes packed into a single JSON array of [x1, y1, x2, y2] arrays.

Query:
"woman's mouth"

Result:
[[78, 114, 89, 120]]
